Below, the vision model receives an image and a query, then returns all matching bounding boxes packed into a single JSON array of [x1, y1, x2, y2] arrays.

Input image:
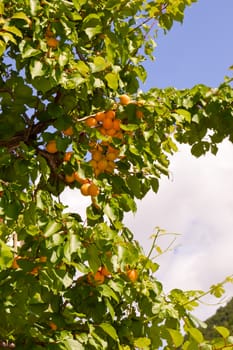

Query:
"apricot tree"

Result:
[[0, 0, 233, 349]]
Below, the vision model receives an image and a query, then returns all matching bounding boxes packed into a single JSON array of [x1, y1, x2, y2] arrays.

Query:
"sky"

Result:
[[61, 0, 233, 321]]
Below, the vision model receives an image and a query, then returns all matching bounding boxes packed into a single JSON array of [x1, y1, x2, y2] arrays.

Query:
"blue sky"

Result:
[[62, 0, 233, 321], [144, 0, 233, 89]]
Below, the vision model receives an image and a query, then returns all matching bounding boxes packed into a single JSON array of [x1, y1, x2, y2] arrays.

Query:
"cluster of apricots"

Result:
[[45, 25, 59, 49], [86, 265, 138, 286], [44, 94, 144, 195], [87, 265, 111, 285], [85, 109, 123, 139], [89, 141, 120, 177]]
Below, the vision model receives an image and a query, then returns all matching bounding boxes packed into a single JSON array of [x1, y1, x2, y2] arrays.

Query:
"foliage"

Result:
[[201, 297, 233, 341], [0, 0, 233, 348]]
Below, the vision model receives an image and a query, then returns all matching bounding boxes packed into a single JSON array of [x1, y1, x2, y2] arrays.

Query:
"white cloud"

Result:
[[61, 140, 233, 320], [125, 140, 233, 320]]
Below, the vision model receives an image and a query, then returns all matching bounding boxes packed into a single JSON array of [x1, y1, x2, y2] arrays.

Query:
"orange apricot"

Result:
[[88, 183, 99, 196], [89, 159, 98, 169], [106, 152, 118, 161], [63, 151, 73, 162], [103, 117, 113, 130], [136, 110, 144, 119], [12, 256, 20, 269], [49, 321, 58, 331], [127, 269, 138, 283], [92, 150, 103, 161], [85, 117, 98, 127], [99, 266, 111, 277], [97, 158, 108, 171], [65, 173, 76, 183], [80, 183, 90, 196], [99, 126, 107, 135], [39, 256, 47, 263], [62, 126, 73, 136], [113, 119, 121, 130], [74, 172, 88, 184], [46, 37, 59, 48], [46, 140, 58, 154], [30, 266, 40, 276], [95, 111, 105, 122], [93, 271, 105, 284], [94, 168, 102, 177], [120, 94, 131, 105], [106, 128, 116, 136], [105, 110, 116, 119]]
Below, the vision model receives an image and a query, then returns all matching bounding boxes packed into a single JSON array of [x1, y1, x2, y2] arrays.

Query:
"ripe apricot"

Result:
[[39, 256, 47, 263], [88, 183, 99, 196], [103, 117, 113, 130], [46, 140, 58, 153], [99, 127, 107, 135], [85, 117, 98, 127], [106, 152, 118, 161], [114, 131, 123, 139], [65, 173, 76, 183], [45, 28, 54, 38], [106, 128, 116, 136], [106, 160, 115, 172], [95, 111, 105, 122], [97, 158, 108, 171], [94, 168, 102, 177], [113, 119, 121, 131], [74, 172, 88, 184], [120, 94, 131, 105], [105, 110, 116, 119], [30, 266, 40, 275], [127, 269, 138, 282], [46, 37, 59, 48], [93, 271, 105, 284], [49, 321, 58, 331], [92, 150, 103, 161], [89, 159, 98, 169], [136, 110, 144, 119], [99, 266, 111, 277], [63, 151, 73, 162], [12, 256, 20, 269], [62, 126, 73, 136], [80, 183, 90, 196]]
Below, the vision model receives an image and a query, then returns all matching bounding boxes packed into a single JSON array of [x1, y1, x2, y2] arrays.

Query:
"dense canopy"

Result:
[[0, 0, 233, 349]]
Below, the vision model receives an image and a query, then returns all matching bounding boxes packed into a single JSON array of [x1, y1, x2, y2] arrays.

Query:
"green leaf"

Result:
[[105, 72, 118, 90], [187, 328, 204, 343], [62, 339, 84, 350], [127, 175, 141, 198], [0, 3, 4, 15], [150, 177, 159, 193], [134, 337, 151, 349], [0, 240, 13, 269], [174, 109, 191, 123], [104, 203, 117, 222], [11, 11, 30, 22], [98, 284, 119, 302], [167, 328, 184, 347], [3, 25, 22, 38], [0, 40, 6, 56], [91, 56, 108, 73], [44, 220, 62, 237], [19, 41, 41, 58], [30, 60, 46, 79], [87, 244, 101, 272], [214, 326, 230, 339], [99, 323, 118, 341]]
